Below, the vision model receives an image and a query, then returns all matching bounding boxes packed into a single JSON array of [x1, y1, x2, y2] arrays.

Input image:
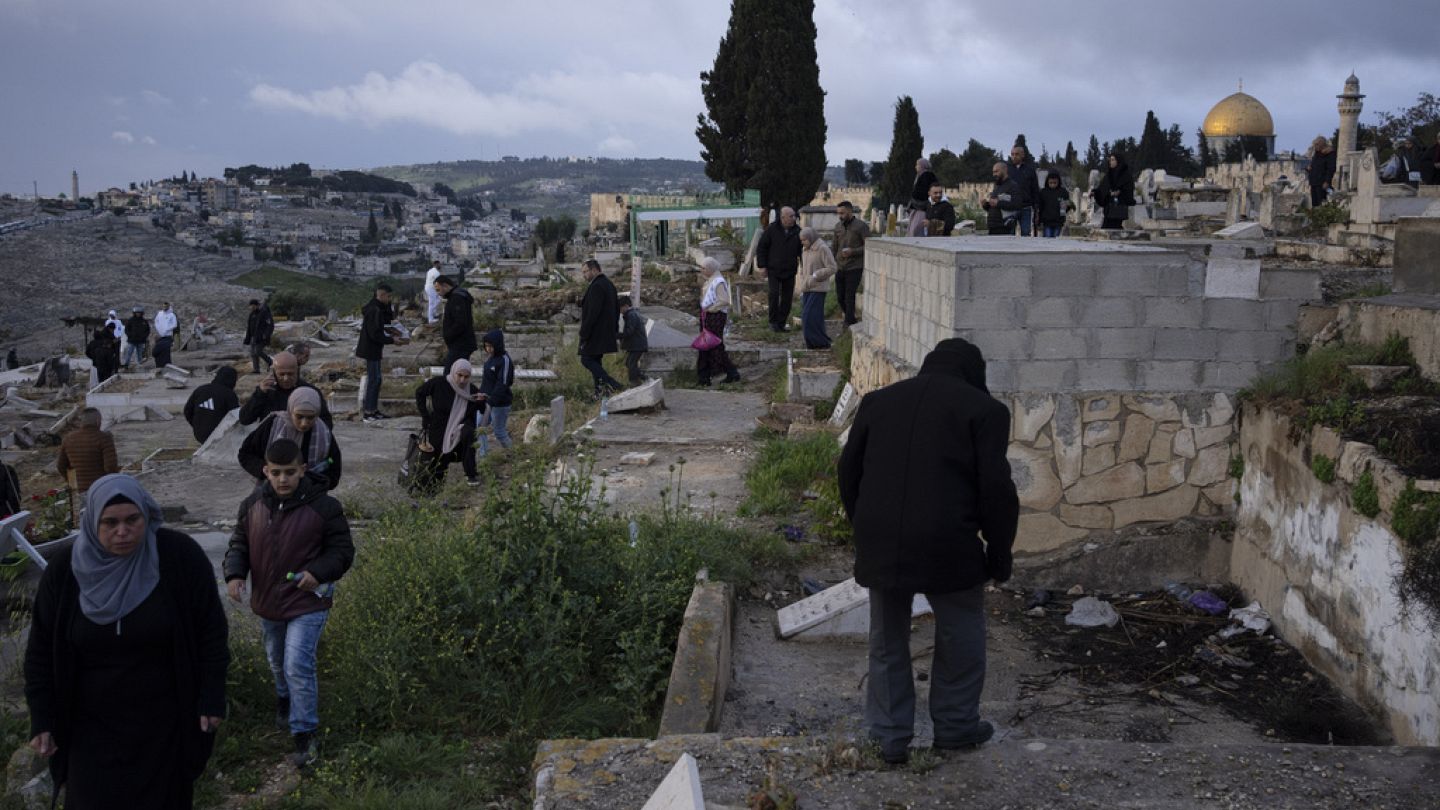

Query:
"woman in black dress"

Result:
[[24, 474, 229, 809], [1092, 153, 1135, 230]]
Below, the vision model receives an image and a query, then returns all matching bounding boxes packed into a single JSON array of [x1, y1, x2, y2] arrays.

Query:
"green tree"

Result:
[[1374, 92, 1440, 151], [843, 158, 868, 185], [867, 161, 885, 186], [1084, 135, 1102, 171], [1063, 141, 1078, 167], [957, 139, 1002, 183], [1197, 129, 1213, 172], [879, 96, 923, 209], [697, 0, 827, 213], [366, 209, 379, 242], [1135, 110, 1166, 169], [929, 147, 962, 188]]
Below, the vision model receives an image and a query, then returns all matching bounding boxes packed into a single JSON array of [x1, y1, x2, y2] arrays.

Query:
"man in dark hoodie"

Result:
[[184, 366, 241, 442], [243, 299, 274, 374], [982, 162, 1023, 236], [838, 338, 1018, 765], [122, 306, 151, 368], [435, 275, 476, 373], [224, 439, 354, 769]]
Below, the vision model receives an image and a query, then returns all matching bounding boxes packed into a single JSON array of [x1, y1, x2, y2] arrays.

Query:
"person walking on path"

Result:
[[153, 302, 178, 368], [982, 162, 1023, 235], [578, 259, 624, 398], [424, 263, 442, 324], [356, 283, 399, 422], [756, 207, 802, 332], [184, 366, 240, 443], [696, 257, 741, 386], [85, 325, 118, 384], [1037, 173, 1072, 238], [832, 200, 869, 327], [239, 350, 334, 429], [1007, 144, 1041, 236], [243, 299, 274, 375], [414, 359, 483, 488], [435, 275, 476, 374], [25, 474, 229, 808], [1093, 153, 1134, 230], [477, 331, 515, 457], [239, 388, 342, 491], [225, 440, 353, 768], [618, 295, 648, 386], [122, 307, 150, 369], [57, 408, 119, 496], [838, 338, 1018, 765], [907, 159, 938, 236], [797, 227, 837, 350]]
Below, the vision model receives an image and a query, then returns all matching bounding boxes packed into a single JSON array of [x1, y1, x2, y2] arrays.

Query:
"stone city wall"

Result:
[[848, 237, 1320, 548], [1205, 159, 1305, 193], [1233, 405, 1440, 745]]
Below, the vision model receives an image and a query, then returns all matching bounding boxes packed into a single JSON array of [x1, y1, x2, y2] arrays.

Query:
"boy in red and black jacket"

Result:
[[223, 439, 353, 768]]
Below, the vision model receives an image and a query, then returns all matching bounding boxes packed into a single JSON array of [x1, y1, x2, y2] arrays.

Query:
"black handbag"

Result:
[[1104, 199, 1129, 221]]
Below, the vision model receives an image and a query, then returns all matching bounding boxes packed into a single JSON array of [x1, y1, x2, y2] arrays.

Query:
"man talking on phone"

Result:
[[238, 350, 334, 428]]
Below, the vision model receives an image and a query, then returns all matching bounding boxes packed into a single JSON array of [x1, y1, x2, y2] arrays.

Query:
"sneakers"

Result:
[[289, 731, 319, 768], [934, 720, 994, 751], [466, 476, 481, 487], [274, 696, 290, 732], [721, 371, 741, 384], [362, 411, 391, 423]]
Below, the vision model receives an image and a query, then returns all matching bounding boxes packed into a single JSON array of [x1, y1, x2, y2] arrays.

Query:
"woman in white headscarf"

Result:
[[696, 257, 741, 386], [24, 474, 229, 810], [414, 358, 484, 490], [238, 387, 343, 490]]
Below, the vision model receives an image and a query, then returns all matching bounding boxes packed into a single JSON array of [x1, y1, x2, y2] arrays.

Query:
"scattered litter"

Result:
[[1155, 641, 1167, 649], [1065, 596, 1120, 628], [1066, 584, 1085, 596], [1175, 675, 1201, 687], [1193, 643, 1253, 669], [1024, 589, 1051, 609], [1164, 581, 1193, 601], [1082, 543, 1099, 553], [1025, 606, 1046, 618], [801, 577, 827, 596], [1228, 601, 1271, 635], [1188, 590, 1228, 615], [781, 525, 805, 542]]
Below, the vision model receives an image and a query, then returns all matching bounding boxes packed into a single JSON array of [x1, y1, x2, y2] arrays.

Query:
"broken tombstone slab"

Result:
[[829, 382, 858, 426], [775, 578, 931, 641], [548, 396, 565, 445], [523, 414, 550, 444], [605, 378, 664, 413], [639, 751, 704, 810], [620, 451, 655, 466], [1215, 221, 1264, 240]]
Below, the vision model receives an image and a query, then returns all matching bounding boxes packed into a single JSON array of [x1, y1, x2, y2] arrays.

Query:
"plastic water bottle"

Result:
[[287, 572, 335, 599], [1163, 581, 1192, 602], [599, 397, 609, 421], [628, 520, 639, 547]]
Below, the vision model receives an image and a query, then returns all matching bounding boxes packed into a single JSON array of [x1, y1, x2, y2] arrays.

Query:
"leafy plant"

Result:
[[1227, 454, 1245, 481], [1391, 480, 1440, 547], [1304, 201, 1348, 231], [1311, 454, 1337, 484], [1351, 471, 1381, 518]]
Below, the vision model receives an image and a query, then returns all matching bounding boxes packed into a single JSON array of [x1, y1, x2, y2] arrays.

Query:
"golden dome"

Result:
[[1202, 92, 1275, 138]]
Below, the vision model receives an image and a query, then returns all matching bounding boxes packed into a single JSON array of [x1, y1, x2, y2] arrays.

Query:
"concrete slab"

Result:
[[606, 378, 664, 413], [828, 382, 858, 426], [1204, 257, 1262, 299], [581, 390, 765, 446], [775, 578, 931, 641], [1216, 221, 1264, 240], [645, 320, 700, 350]]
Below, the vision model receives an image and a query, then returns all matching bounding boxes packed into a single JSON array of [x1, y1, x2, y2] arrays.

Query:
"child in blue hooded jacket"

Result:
[[477, 329, 514, 455]]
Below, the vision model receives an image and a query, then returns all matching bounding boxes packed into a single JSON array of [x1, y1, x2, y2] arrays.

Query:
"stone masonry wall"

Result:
[[1233, 405, 1440, 745], [848, 236, 1319, 547]]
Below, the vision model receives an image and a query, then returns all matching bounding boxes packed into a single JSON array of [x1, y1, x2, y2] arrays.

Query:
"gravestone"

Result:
[[775, 578, 931, 641], [606, 378, 664, 412], [829, 382, 858, 426], [1393, 217, 1440, 294], [640, 752, 704, 810], [1216, 221, 1264, 240], [548, 396, 565, 445]]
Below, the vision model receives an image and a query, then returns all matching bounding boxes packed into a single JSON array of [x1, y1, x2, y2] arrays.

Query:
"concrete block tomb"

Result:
[[849, 236, 1319, 554]]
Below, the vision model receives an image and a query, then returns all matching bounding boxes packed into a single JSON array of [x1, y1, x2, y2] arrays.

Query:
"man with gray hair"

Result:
[[755, 206, 802, 332]]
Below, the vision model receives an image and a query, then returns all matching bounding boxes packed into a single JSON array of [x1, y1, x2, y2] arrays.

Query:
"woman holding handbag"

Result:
[[695, 257, 740, 387], [413, 359, 484, 490], [796, 227, 837, 350]]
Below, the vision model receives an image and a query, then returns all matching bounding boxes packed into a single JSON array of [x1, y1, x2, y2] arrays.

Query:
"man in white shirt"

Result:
[[424, 264, 442, 324], [152, 301, 179, 368]]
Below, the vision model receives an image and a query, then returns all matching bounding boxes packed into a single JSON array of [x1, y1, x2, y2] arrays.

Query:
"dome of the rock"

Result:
[[1202, 92, 1275, 138]]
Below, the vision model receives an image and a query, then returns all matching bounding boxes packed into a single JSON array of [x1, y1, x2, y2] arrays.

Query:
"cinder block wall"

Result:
[[849, 236, 1321, 551]]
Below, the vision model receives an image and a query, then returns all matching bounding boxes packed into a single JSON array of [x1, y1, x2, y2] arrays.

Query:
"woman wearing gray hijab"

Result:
[[24, 474, 229, 809]]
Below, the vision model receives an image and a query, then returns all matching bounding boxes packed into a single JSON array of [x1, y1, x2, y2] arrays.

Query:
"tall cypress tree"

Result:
[[1197, 128, 1213, 172], [1085, 135, 1102, 171], [1136, 110, 1165, 169], [697, 0, 827, 213], [879, 96, 923, 209]]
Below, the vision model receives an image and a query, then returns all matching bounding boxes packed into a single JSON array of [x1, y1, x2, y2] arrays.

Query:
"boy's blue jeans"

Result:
[[262, 609, 329, 734], [478, 406, 512, 455]]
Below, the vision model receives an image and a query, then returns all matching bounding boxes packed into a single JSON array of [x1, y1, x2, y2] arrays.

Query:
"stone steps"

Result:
[[532, 733, 1439, 809]]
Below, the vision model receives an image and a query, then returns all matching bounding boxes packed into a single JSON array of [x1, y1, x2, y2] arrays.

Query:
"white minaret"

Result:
[[71, 170, 79, 202], [1336, 73, 1364, 158]]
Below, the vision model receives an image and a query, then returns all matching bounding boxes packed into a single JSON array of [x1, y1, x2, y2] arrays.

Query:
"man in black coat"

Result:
[[982, 163, 1023, 235], [243, 299, 274, 374], [838, 338, 1018, 765], [355, 284, 400, 422], [435, 275, 476, 373], [578, 259, 623, 397], [1307, 137, 1336, 207], [122, 307, 151, 368], [184, 366, 240, 443], [755, 206, 802, 332], [1007, 145, 1041, 236], [238, 350, 334, 428], [924, 184, 957, 236]]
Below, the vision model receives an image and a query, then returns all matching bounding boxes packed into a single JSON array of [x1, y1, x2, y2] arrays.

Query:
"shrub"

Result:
[[1311, 454, 1337, 484], [268, 289, 328, 319], [1351, 471, 1381, 518], [1305, 201, 1348, 231], [1373, 332, 1415, 368], [741, 433, 850, 542], [1391, 480, 1440, 548]]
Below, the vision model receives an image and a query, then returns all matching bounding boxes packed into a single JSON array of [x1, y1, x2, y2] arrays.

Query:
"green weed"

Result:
[[1391, 481, 1440, 548], [1351, 471, 1381, 518], [1311, 454, 1337, 484]]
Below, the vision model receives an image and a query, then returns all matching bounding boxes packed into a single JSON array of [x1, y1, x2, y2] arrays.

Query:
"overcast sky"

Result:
[[2, 0, 1434, 196]]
